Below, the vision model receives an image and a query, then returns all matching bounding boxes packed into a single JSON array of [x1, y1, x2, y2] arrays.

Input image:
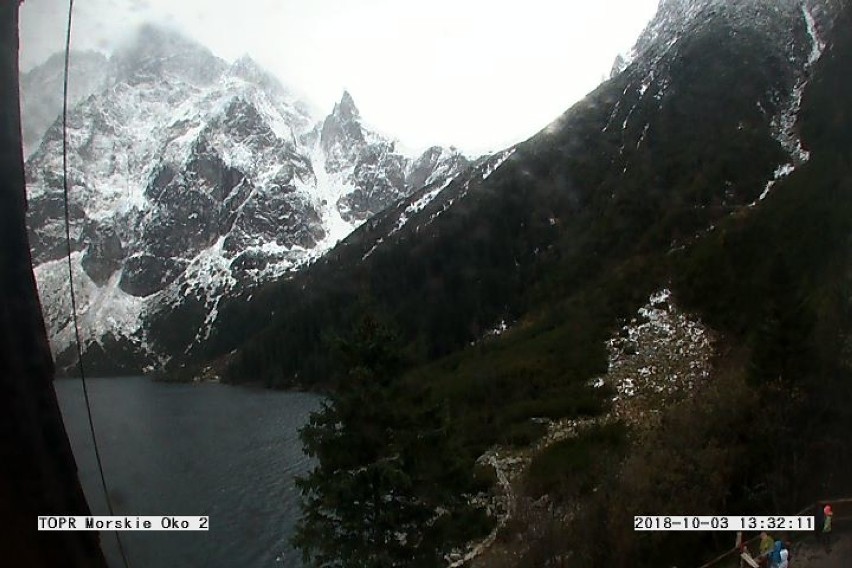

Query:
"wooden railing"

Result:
[[695, 498, 852, 568]]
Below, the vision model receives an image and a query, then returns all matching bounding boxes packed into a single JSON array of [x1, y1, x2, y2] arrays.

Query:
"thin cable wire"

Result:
[[61, 1, 131, 566]]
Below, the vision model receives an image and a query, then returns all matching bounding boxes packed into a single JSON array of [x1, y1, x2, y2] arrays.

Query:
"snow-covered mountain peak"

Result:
[[609, 53, 629, 79], [221, 55, 317, 137], [111, 23, 226, 87], [404, 145, 470, 190], [23, 42, 469, 370], [334, 90, 360, 121], [607, 0, 840, 182], [227, 55, 293, 101], [230, 54, 267, 75], [629, 0, 837, 70], [320, 91, 367, 167], [120, 22, 207, 60]]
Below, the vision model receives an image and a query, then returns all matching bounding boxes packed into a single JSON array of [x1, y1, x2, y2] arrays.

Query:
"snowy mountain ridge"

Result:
[[604, 0, 840, 209], [23, 24, 470, 371]]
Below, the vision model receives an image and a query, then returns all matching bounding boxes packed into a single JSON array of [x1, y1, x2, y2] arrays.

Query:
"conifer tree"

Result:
[[292, 314, 489, 567]]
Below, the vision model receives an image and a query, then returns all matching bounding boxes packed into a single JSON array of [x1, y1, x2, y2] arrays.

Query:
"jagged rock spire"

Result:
[[333, 90, 360, 121], [321, 90, 364, 156]]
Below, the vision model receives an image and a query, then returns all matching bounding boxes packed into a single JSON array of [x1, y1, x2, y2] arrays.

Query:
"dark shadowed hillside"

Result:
[[205, 0, 852, 565], [219, 0, 836, 389]]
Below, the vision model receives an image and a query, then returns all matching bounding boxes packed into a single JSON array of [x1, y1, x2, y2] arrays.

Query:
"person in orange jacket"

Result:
[[822, 504, 833, 552]]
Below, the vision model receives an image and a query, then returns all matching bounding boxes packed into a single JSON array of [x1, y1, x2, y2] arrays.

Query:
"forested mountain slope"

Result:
[[218, 0, 852, 565], [222, 0, 840, 387]]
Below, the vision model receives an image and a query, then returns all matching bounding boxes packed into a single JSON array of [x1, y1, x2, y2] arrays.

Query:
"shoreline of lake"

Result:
[[55, 376, 322, 567]]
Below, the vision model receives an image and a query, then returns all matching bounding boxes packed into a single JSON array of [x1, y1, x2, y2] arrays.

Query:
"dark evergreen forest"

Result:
[[189, 4, 852, 566]]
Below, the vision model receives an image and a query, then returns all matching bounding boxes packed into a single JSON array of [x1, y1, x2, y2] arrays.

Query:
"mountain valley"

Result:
[[21, 1, 852, 566]]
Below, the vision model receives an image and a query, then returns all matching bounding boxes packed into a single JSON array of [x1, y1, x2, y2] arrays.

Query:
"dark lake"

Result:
[[55, 376, 322, 568]]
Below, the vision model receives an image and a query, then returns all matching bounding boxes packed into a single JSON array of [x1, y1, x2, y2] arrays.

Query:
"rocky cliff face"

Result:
[[23, 24, 470, 373], [20, 50, 109, 158]]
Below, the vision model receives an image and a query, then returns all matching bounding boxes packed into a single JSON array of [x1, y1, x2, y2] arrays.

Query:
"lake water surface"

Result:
[[55, 376, 322, 568]]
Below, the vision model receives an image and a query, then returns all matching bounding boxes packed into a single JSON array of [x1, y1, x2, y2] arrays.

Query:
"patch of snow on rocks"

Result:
[[35, 252, 147, 357], [598, 288, 715, 427], [481, 148, 516, 181], [307, 142, 360, 254]]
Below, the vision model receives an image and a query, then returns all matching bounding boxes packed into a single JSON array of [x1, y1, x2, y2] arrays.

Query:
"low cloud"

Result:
[[19, 0, 660, 155]]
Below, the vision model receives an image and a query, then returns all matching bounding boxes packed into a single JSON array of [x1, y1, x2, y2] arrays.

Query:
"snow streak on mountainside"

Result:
[[607, 0, 838, 204], [358, 147, 514, 261], [23, 24, 470, 371]]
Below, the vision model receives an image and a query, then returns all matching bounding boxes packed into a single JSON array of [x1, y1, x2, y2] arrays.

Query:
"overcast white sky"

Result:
[[20, 0, 659, 155]]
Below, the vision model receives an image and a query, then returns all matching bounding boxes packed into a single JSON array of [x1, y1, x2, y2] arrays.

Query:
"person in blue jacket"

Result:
[[769, 540, 783, 568]]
